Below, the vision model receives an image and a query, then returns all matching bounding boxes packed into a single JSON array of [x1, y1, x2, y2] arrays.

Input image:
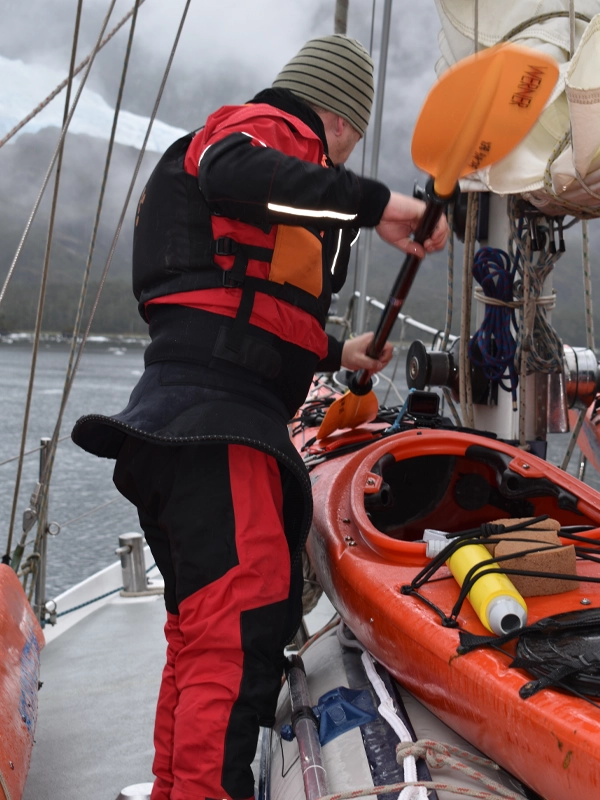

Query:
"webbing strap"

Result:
[[225, 283, 256, 354], [144, 271, 324, 325], [214, 237, 273, 289]]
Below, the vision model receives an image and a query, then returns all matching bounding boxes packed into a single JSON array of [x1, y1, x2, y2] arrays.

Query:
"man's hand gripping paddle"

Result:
[[317, 43, 559, 440]]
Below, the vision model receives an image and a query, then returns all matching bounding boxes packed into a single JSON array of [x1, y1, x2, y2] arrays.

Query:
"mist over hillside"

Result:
[[1, 123, 599, 346], [1, 0, 599, 345]]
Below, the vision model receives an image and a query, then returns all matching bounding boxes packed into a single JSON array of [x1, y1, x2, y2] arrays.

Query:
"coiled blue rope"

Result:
[[468, 246, 518, 404]]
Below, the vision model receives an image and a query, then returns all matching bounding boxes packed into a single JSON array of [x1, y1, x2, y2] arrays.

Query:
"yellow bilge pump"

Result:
[[425, 530, 528, 635]]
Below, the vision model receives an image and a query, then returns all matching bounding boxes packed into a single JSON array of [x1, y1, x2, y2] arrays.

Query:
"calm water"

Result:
[[1, 337, 597, 599], [0, 337, 146, 598]]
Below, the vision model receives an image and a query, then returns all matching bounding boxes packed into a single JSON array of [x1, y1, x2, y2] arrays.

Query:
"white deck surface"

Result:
[[23, 582, 336, 800], [23, 594, 165, 800]]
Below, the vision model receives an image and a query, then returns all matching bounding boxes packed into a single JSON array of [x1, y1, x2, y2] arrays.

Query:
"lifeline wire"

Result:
[[0, 436, 70, 469]]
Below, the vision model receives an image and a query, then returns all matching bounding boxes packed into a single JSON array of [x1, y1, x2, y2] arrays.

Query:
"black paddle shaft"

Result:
[[350, 178, 452, 394]]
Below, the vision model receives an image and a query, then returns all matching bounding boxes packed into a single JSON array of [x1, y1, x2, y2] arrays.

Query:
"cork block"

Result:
[[484, 530, 560, 557], [494, 540, 578, 597], [480, 518, 578, 596]]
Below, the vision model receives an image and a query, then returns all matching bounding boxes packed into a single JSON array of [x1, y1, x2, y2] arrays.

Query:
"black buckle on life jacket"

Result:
[[222, 268, 245, 288], [214, 237, 238, 256]]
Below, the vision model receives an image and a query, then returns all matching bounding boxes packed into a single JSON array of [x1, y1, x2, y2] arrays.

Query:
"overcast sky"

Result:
[[2, 1, 599, 345], [0, 0, 444, 190]]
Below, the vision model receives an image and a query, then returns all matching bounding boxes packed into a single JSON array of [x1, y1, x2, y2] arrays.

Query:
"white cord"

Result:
[[336, 623, 426, 800]]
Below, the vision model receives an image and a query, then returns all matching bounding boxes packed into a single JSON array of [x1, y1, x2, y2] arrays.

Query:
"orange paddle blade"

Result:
[[412, 43, 559, 197], [317, 44, 559, 440], [317, 389, 379, 440]]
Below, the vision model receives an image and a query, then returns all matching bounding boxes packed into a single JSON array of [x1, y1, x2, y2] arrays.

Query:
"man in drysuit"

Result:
[[72, 34, 448, 800]]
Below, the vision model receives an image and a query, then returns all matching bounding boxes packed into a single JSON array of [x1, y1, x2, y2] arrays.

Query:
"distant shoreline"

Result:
[[0, 331, 149, 345]]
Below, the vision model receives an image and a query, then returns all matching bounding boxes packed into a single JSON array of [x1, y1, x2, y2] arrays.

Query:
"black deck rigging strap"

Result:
[[403, 517, 600, 633], [458, 608, 600, 705]]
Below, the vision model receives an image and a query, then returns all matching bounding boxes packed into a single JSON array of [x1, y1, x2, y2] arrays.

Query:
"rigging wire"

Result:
[[582, 220, 595, 352], [351, 0, 377, 318], [34, 0, 193, 511], [459, 193, 477, 429], [0, 0, 149, 150], [21, 0, 85, 570], [0, 0, 119, 314], [4, 0, 119, 562], [355, 0, 393, 335], [507, 199, 564, 447], [5, 0, 192, 571], [62, 0, 193, 390], [440, 204, 462, 426], [30, 0, 143, 567], [6, 0, 192, 574], [563, 217, 596, 474]]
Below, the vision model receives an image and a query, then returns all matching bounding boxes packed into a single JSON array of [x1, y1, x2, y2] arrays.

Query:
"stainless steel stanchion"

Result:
[[257, 725, 272, 800], [33, 437, 50, 621], [115, 532, 147, 594], [286, 655, 329, 800]]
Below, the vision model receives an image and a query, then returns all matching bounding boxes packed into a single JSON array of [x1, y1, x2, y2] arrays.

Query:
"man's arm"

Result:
[[199, 133, 448, 256], [198, 132, 390, 228]]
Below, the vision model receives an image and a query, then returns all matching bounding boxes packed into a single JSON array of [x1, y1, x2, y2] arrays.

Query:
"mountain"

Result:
[[0, 58, 598, 346]]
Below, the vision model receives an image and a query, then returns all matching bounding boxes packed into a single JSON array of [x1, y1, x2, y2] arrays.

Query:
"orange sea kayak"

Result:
[[0, 565, 44, 800], [293, 391, 600, 800]]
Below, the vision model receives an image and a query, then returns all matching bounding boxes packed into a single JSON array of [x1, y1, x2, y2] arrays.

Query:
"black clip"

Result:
[[549, 219, 557, 254], [214, 237, 238, 256], [557, 217, 566, 252], [529, 219, 540, 252], [222, 269, 244, 288]]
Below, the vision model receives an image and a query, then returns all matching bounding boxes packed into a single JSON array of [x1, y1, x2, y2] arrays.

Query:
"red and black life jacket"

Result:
[[131, 100, 355, 412]]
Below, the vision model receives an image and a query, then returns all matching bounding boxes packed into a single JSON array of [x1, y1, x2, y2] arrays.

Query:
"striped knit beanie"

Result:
[[272, 35, 374, 136]]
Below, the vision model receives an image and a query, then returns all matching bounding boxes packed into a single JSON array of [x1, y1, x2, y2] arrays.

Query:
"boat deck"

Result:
[[23, 594, 165, 800], [23, 577, 337, 800]]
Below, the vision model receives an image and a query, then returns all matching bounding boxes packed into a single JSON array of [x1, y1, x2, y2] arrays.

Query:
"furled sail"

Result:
[[433, 0, 600, 217]]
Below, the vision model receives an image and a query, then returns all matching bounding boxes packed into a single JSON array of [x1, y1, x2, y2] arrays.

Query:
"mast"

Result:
[[334, 0, 349, 34], [355, 0, 393, 334]]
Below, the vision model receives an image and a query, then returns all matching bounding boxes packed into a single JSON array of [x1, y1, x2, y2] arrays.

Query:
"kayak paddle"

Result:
[[317, 43, 559, 439]]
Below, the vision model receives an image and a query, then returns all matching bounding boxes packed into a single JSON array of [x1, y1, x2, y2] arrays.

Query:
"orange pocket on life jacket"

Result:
[[269, 226, 323, 298]]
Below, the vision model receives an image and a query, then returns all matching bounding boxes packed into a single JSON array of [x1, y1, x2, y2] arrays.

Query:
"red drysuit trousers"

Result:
[[113, 438, 293, 800]]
